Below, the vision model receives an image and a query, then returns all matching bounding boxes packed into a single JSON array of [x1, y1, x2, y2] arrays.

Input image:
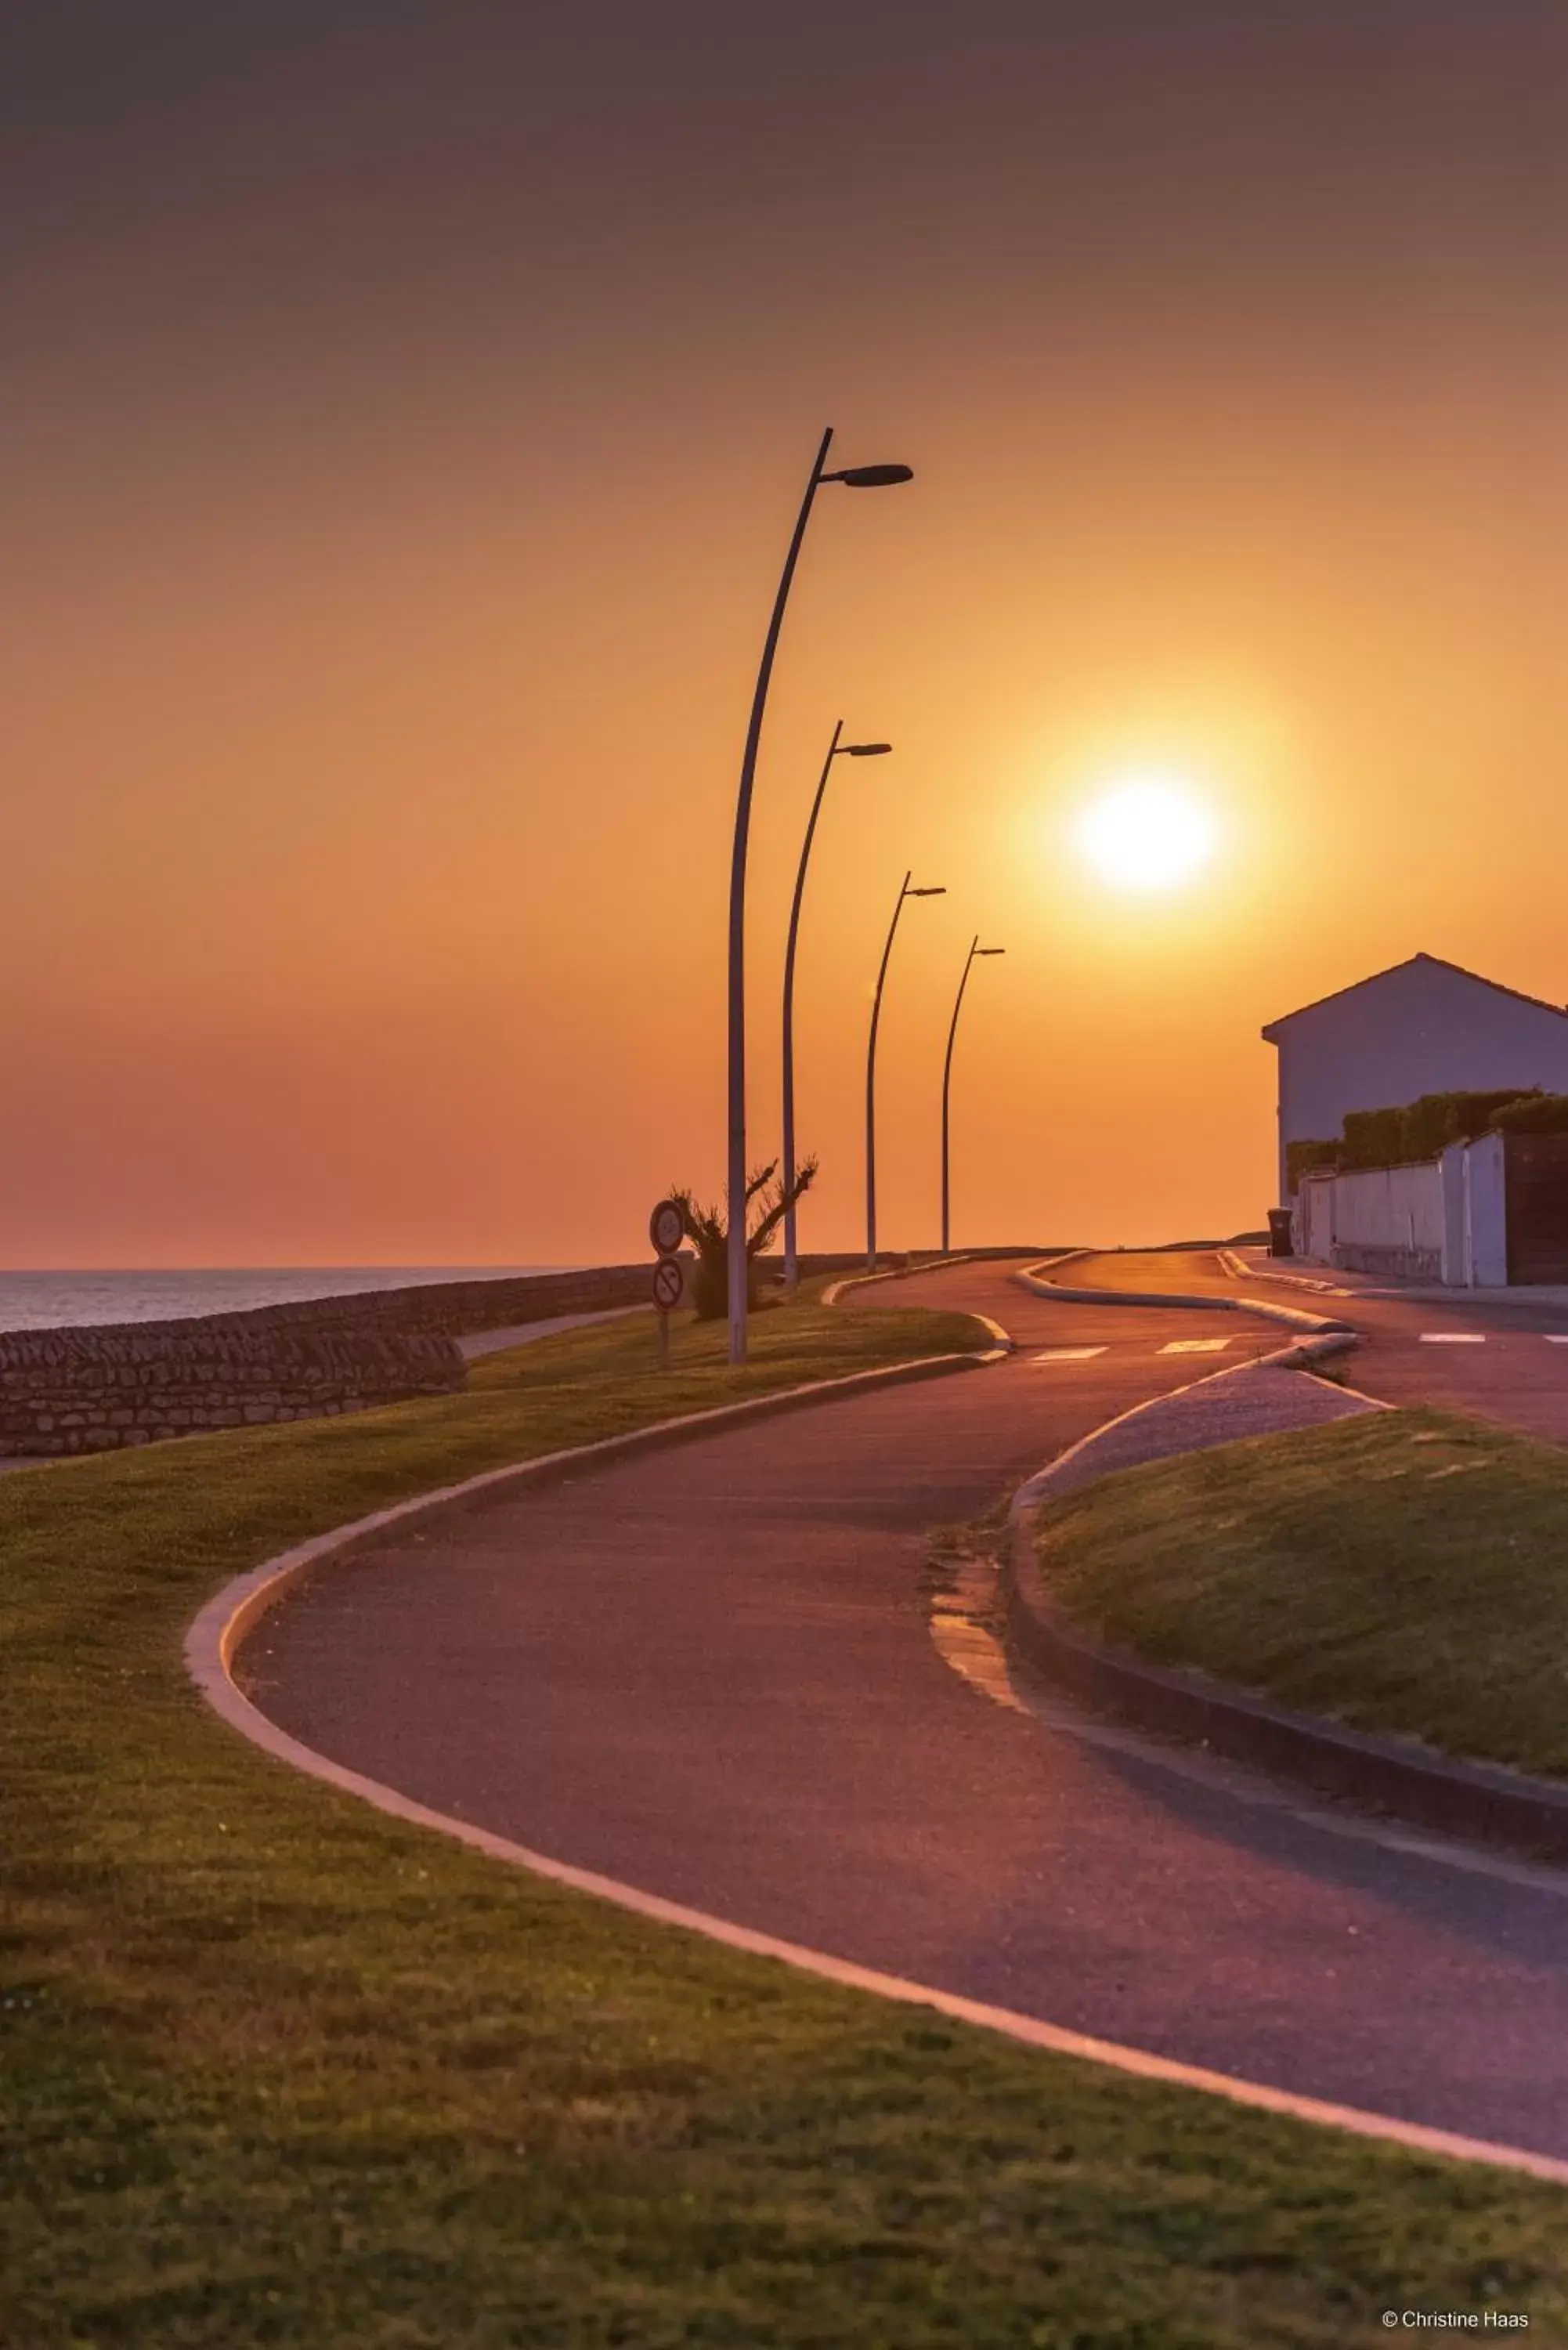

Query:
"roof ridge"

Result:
[[1262, 953, 1568, 1038]]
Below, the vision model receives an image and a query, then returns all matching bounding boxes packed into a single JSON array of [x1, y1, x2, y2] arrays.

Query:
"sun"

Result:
[[1072, 772, 1219, 893]]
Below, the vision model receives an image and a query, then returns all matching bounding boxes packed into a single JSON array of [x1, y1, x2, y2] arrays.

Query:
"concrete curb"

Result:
[[1005, 1376, 1568, 1871], [1246, 1329, 1361, 1373], [1227, 1258, 1357, 1300], [183, 1343, 1568, 2186], [820, 1253, 982, 1307], [1015, 1258, 1355, 1337]]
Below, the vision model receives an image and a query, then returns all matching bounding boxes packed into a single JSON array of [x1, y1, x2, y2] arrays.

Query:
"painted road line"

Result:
[[1029, 1347, 1108, 1364], [1545, 1336, 1568, 1345], [1158, 1338, 1232, 1355], [1420, 1333, 1487, 1344]]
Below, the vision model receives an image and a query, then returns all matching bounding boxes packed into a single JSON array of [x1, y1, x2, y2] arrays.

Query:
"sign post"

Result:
[[649, 1198, 686, 1371]]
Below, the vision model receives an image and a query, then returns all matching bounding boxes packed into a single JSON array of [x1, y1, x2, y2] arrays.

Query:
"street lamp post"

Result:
[[726, 432, 913, 1365], [865, 870, 946, 1271], [941, 936, 1006, 1255], [782, 721, 892, 1291]]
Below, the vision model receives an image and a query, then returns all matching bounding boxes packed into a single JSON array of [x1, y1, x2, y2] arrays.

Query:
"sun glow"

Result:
[[1072, 773, 1219, 894]]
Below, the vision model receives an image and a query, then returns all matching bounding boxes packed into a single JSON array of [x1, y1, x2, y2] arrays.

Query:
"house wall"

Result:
[[1270, 960, 1568, 1202]]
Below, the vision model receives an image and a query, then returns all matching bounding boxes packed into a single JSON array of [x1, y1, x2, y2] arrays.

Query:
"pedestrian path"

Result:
[[1418, 1330, 1568, 1344], [457, 1304, 644, 1361], [240, 1255, 1568, 2168]]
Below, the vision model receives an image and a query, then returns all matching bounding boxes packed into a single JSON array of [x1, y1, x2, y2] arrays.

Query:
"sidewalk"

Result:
[[1231, 1248, 1568, 1312]]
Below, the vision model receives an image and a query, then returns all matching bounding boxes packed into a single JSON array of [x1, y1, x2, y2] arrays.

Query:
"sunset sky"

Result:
[[5, 2, 1566, 1266]]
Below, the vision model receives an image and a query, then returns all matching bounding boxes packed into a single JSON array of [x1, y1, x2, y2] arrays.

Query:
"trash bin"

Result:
[[1266, 1208, 1295, 1258]]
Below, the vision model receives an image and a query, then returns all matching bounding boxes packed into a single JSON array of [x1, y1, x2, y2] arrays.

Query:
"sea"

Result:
[[0, 1268, 575, 1335]]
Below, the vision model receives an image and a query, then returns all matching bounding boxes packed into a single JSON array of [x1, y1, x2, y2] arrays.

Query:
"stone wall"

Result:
[[0, 1265, 670, 1458], [0, 1318, 466, 1457], [0, 1248, 1056, 1459], [236, 1264, 658, 1342]]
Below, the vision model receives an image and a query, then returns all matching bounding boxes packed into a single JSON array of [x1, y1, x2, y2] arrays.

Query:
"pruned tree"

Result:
[[669, 1157, 818, 1320]]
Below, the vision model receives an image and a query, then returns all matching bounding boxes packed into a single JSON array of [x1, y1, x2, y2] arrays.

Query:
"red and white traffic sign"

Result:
[[649, 1198, 685, 1257], [652, 1256, 684, 1311]]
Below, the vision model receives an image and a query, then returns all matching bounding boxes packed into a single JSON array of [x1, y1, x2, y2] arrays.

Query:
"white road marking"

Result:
[[1545, 1336, 1568, 1345], [1158, 1338, 1231, 1354], [1420, 1333, 1487, 1344], [1029, 1347, 1107, 1363]]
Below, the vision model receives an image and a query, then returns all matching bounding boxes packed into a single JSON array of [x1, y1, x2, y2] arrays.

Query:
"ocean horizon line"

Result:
[[0, 1264, 602, 1336]]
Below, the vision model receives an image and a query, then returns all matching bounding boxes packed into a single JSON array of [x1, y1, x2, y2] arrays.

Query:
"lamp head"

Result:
[[823, 463, 914, 488], [843, 742, 892, 757], [909, 885, 946, 898], [977, 945, 1006, 956]]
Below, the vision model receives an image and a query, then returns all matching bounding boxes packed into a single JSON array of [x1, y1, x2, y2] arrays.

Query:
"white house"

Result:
[[1261, 953, 1568, 1206]]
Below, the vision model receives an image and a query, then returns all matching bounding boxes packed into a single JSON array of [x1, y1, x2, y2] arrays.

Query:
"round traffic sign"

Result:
[[652, 1256, 684, 1311], [649, 1198, 685, 1256]]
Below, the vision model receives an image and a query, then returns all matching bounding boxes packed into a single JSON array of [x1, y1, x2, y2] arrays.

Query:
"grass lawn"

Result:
[[1033, 1404, 1568, 1782], [5, 1313, 1567, 2347]]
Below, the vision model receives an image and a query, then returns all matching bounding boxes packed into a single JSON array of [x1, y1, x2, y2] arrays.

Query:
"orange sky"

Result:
[[5, 5, 1566, 1264]]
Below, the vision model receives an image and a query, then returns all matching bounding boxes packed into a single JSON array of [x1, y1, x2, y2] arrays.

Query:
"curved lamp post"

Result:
[[782, 722, 892, 1291], [726, 431, 914, 1364], [866, 871, 946, 1271], [941, 937, 1006, 1255]]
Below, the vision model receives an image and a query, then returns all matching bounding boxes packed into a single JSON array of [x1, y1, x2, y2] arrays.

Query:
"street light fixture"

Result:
[[782, 721, 893, 1292], [725, 428, 912, 1365], [826, 465, 916, 488], [866, 870, 946, 1271], [941, 937, 1006, 1255]]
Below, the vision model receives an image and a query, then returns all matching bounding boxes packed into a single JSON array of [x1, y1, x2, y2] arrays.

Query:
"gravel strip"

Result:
[[1039, 1361, 1379, 1502]]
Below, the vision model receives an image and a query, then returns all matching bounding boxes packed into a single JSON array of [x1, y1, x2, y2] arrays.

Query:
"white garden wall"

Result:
[[1295, 1136, 1508, 1285]]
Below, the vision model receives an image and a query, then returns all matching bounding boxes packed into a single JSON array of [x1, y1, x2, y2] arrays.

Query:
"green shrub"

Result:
[[1340, 1105, 1406, 1170], [1337, 1089, 1543, 1170], [1493, 1092, 1568, 1135], [1285, 1138, 1340, 1191]]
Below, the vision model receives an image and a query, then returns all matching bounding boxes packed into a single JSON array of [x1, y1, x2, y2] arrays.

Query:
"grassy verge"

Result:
[[5, 1318, 1567, 2346], [1033, 1405, 1568, 1782]]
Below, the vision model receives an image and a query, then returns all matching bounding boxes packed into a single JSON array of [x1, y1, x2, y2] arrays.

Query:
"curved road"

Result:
[[244, 1255, 1568, 2163], [1093, 1244, 1568, 1444]]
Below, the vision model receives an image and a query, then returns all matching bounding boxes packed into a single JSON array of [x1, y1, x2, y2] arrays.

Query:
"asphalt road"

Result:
[[246, 1255, 1568, 2164], [1084, 1246, 1568, 1446]]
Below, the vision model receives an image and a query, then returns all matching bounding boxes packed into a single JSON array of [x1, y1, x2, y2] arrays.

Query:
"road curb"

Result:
[[821, 1253, 983, 1306], [1015, 1259, 1355, 1336], [1004, 1399, 1568, 1870]]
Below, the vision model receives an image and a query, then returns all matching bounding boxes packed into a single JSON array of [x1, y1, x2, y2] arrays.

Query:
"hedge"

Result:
[[1289, 1087, 1568, 1186]]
